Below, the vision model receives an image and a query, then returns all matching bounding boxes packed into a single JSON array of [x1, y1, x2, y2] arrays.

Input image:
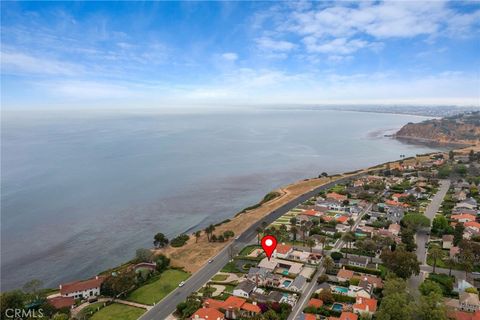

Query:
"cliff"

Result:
[[395, 111, 480, 145]]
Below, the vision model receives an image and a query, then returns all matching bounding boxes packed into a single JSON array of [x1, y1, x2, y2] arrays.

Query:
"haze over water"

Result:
[[1, 108, 444, 290]]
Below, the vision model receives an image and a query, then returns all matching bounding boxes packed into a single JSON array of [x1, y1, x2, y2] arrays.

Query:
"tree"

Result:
[[432, 215, 449, 235], [205, 224, 216, 242], [376, 278, 413, 320], [454, 223, 465, 246], [401, 227, 416, 252], [449, 150, 455, 160], [429, 246, 444, 274], [445, 257, 456, 276], [290, 226, 298, 242], [1, 291, 26, 318], [194, 230, 201, 243], [419, 280, 443, 296], [317, 288, 334, 304], [306, 238, 316, 252], [223, 230, 234, 239], [101, 271, 136, 297], [153, 232, 169, 248], [323, 256, 335, 273], [362, 239, 377, 262], [380, 247, 420, 279], [318, 235, 327, 256], [347, 218, 355, 229], [22, 279, 43, 297], [255, 227, 263, 244], [155, 254, 170, 272], [416, 291, 448, 320], [136, 248, 153, 263], [300, 224, 308, 245], [341, 232, 356, 258], [401, 213, 430, 231]]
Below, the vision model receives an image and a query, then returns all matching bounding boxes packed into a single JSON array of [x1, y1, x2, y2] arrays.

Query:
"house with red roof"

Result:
[[337, 268, 354, 282], [326, 192, 348, 202], [353, 297, 377, 317], [336, 216, 349, 224], [303, 314, 316, 320], [47, 296, 75, 310], [274, 243, 293, 259], [392, 193, 408, 201], [191, 307, 225, 320], [308, 298, 324, 308], [59, 276, 105, 299], [451, 214, 476, 223], [465, 221, 480, 231], [449, 310, 480, 320], [302, 209, 321, 217], [385, 200, 409, 208], [203, 296, 261, 319], [340, 312, 359, 320]]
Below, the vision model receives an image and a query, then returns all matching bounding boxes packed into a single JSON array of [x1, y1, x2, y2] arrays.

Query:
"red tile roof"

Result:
[[303, 209, 320, 216], [191, 307, 224, 320], [241, 302, 261, 314], [451, 214, 476, 222], [451, 311, 480, 320], [465, 221, 480, 229], [385, 200, 409, 207], [308, 298, 324, 308], [276, 243, 293, 255], [204, 298, 225, 309], [340, 312, 358, 320], [327, 192, 347, 201], [337, 216, 349, 224], [353, 297, 377, 313], [304, 314, 316, 320], [60, 276, 105, 295], [48, 296, 75, 309], [223, 296, 246, 309], [337, 268, 354, 280]]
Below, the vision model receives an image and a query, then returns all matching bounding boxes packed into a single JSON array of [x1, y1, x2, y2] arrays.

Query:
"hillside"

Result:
[[395, 111, 480, 145]]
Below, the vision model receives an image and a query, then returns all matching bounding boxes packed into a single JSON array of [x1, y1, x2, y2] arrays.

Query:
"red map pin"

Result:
[[261, 235, 277, 260]]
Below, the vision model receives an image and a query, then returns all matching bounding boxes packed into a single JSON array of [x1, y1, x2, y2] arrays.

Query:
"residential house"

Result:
[[308, 298, 323, 308], [353, 297, 378, 317], [450, 246, 461, 260], [250, 291, 283, 304], [443, 235, 454, 249], [348, 285, 372, 299], [233, 281, 257, 298], [454, 280, 475, 294], [339, 256, 370, 269], [456, 198, 478, 211], [337, 268, 355, 282], [289, 275, 307, 292], [258, 257, 303, 276], [274, 244, 293, 259], [327, 192, 348, 202], [59, 276, 105, 299], [388, 223, 401, 236], [204, 296, 261, 319], [451, 214, 477, 223], [460, 292, 480, 312], [191, 307, 225, 320], [392, 193, 408, 201], [47, 296, 75, 310]]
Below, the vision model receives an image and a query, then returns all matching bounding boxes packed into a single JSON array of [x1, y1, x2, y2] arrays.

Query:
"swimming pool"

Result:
[[333, 286, 349, 294], [282, 270, 289, 276], [282, 280, 292, 287], [332, 303, 343, 312]]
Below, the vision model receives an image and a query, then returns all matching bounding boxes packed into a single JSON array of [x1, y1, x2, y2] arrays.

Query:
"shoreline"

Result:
[[3, 143, 479, 293]]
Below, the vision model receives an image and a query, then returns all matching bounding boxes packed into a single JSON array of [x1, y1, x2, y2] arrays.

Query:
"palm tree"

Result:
[[290, 217, 297, 226], [347, 218, 355, 230], [205, 224, 215, 242], [323, 256, 335, 274], [290, 226, 298, 243], [306, 238, 316, 252], [255, 227, 263, 244], [195, 230, 201, 243], [341, 232, 355, 258], [429, 246, 443, 274], [318, 235, 327, 256], [445, 257, 456, 276], [300, 223, 308, 245]]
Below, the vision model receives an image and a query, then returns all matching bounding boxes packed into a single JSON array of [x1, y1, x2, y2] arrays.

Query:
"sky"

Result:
[[1, 1, 480, 109]]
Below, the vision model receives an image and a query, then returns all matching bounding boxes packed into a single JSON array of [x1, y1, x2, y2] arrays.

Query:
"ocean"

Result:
[[1, 108, 445, 290]]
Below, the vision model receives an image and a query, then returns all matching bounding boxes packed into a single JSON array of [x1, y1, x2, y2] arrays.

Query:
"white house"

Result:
[[60, 276, 105, 299], [233, 281, 257, 298]]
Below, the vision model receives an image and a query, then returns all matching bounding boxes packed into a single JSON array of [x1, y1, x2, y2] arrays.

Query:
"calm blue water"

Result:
[[1, 108, 443, 290]]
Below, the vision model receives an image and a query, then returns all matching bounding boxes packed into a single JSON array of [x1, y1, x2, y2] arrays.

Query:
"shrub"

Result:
[[170, 234, 190, 247]]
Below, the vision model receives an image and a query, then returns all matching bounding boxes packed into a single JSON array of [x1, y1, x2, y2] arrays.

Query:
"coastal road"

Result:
[[407, 180, 450, 296], [287, 203, 373, 320], [139, 174, 364, 320]]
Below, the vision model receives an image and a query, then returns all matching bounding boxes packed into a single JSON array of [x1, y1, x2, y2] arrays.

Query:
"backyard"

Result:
[[126, 269, 190, 305], [90, 303, 145, 320]]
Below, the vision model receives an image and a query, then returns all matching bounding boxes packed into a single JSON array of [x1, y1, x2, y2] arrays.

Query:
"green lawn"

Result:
[[126, 269, 190, 305], [212, 274, 229, 281], [77, 302, 106, 318], [239, 245, 261, 256], [90, 303, 144, 320]]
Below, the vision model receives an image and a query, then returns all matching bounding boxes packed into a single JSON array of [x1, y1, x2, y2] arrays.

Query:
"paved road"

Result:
[[287, 203, 372, 320], [139, 174, 364, 320], [407, 180, 451, 296]]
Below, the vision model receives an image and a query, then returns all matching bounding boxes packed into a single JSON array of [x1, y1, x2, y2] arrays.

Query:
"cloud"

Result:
[[1, 50, 84, 76], [36, 80, 136, 99], [255, 36, 297, 52], [221, 52, 238, 61]]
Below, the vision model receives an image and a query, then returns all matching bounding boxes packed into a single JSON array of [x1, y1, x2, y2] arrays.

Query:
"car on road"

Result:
[[208, 259, 213, 263], [235, 236, 239, 240], [178, 281, 185, 287]]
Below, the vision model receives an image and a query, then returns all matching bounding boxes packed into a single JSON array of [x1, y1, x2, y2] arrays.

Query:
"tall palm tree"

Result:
[[342, 232, 355, 258], [290, 226, 298, 243], [306, 238, 316, 252], [255, 227, 263, 244], [430, 246, 443, 274], [445, 257, 456, 277], [323, 256, 335, 274], [318, 235, 327, 256], [195, 230, 201, 243], [300, 224, 308, 245], [290, 217, 297, 226]]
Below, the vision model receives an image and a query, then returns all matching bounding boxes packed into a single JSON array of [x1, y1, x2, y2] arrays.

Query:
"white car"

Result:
[[208, 259, 213, 263], [178, 281, 185, 287]]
